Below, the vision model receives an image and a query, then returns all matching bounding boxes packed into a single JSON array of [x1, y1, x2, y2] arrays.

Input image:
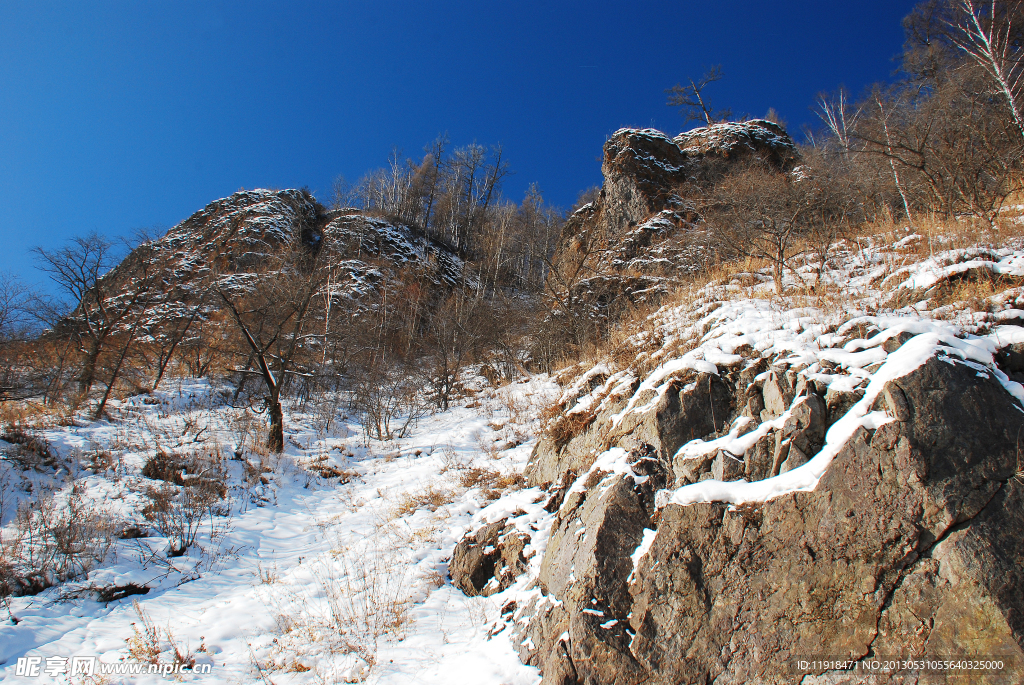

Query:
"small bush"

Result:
[[142, 481, 222, 557], [126, 600, 162, 664], [141, 450, 227, 497], [86, 449, 116, 474], [392, 486, 454, 517], [0, 429, 60, 472]]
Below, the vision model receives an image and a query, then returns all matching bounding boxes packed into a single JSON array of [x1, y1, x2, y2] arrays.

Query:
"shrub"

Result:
[[392, 485, 454, 517], [1, 482, 116, 598], [142, 482, 221, 557], [141, 450, 226, 497], [0, 429, 60, 472]]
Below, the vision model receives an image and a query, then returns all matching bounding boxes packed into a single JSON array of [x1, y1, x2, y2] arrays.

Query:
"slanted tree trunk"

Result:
[[152, 308, 201, 391], [94, 322, 141, 420]]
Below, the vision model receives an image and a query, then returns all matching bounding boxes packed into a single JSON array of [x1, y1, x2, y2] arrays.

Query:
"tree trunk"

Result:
[[78, 337, 101, 395], [153, 310, 200, 391], [94, 324, 140, 420], [267, 394, 284, 453]]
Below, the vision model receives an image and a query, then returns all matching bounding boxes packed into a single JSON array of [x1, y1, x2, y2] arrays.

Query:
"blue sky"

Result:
[[0, 1, 916, 288]]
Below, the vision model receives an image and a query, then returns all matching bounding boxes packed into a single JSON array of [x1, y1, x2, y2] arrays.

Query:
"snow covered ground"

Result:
[[0, 375, 559, 684]]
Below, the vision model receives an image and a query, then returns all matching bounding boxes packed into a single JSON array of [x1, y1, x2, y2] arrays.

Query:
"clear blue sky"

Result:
[[0, 0, 917, 289]]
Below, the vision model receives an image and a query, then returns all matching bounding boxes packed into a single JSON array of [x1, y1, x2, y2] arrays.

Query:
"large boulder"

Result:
[[517, 355, 1024, 684], [514, 447, 666, 685]]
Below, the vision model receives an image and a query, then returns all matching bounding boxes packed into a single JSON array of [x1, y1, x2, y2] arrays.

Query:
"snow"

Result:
[[883, 247, 1024, 292], [609, 356, 718, 429], [627, 529, 658, 584], [657, 317, 1023, 508], [558, 240, 1024, 511]]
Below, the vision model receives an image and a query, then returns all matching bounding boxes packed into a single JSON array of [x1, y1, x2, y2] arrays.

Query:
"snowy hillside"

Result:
[[4, 228, 1024, 684], [512, 230, 1024, 684]]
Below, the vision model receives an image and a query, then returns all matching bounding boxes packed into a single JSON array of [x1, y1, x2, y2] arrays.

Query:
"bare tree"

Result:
[[32, 234, 119, 396], [666, 65, 733, 125], [815, 87, 861, 156], [329, 175, 358, 211], [797, 152, 863, 278], [216, 249, 327, 452], [32, 234, 159, 404], [0, 272, 30, 401], [943, 0, 1024, 138], [423, 292, 486, 411], [148, 300, 206, 391], [417, 134, 449, 230], [870, 89, 916, 223], [702, 165, 811, 295]]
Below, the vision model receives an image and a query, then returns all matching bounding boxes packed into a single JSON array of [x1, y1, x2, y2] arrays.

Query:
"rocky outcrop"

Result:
[[548, 120, 797, 319], [525, 367, 740, 490], [104, 189, 326, 298], [630, 356, 1024, 684], [675, 119, 798, 170], [507, 345, 1024, 684], [116, 189, 466, 297], [91, 189, 469, 334]]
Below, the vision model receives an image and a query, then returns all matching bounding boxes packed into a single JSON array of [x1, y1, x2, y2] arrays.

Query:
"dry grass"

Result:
[[0, 400, 77, 432], [125, 600, 204, 669], [262, 525, 412, 683], [856, 211, 1024, 256], [306, 454, 354, 483], [391, 485, 455, 517], [0, 428, 61, 472], [540, 405, 596, 451], [458, 466, 526, 500], [2, 482, 117, 598], [256, 561, 280, 585], [125, 600, 162, 664], [544, 208, 1024, 402], [927, 272, 1023, 312]]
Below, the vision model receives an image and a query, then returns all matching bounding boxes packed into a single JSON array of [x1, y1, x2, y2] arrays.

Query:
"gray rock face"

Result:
[[95, 190, 468, 335], [514, 355, 1024, 684], [515, 450, 662, 685], [775, 392, 826, 474], [761, 368, 795, 418], [675, 119, 797, 169]]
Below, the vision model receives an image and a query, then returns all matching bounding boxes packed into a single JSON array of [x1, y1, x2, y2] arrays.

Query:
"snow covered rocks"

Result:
[[496, 269, 1024, 683], [628, 355, 1024, 685], [96, 187, 469, 330]]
